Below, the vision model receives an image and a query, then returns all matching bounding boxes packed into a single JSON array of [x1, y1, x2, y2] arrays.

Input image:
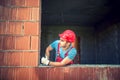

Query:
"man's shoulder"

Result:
[[70, 47, 77, 54], [53, 40, 60, 43], [50, 40, 59, 46]]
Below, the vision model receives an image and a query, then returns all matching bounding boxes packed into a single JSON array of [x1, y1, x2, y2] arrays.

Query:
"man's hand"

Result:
[[41, 57, 50, 65], [45, 55, 49, 60]]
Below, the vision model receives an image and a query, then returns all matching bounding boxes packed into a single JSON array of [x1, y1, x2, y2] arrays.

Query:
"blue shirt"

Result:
[[50, 40, 77, 60]]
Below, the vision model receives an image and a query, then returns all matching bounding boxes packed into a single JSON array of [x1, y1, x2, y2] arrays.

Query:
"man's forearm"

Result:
[[49, 61, 65, 67], [45, 52, 50, 59], [45, 45, 53, 59]]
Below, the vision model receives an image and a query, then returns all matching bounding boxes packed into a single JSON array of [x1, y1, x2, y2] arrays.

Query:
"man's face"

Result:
[[59, 38, 70, 48]]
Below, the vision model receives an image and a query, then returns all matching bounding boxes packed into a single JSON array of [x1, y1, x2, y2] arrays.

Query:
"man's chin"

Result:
[[61, 46, 66, 48]]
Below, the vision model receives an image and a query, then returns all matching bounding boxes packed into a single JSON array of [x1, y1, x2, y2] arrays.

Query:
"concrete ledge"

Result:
[[1, 64, 120, 68]]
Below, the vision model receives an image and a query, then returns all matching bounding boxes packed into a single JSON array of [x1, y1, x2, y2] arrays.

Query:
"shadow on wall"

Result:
[[95, 23, 120, 64]]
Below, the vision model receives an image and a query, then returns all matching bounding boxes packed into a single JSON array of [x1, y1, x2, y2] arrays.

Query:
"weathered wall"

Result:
[[0, 66, 120, 80]]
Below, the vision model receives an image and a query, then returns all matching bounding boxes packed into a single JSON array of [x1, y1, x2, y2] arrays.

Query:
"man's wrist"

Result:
[[45, 55, 49, 59], [48, 61, 50, 65]]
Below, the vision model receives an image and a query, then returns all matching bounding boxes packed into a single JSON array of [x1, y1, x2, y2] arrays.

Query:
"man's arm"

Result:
[[45, 45, 53, 59], [49, 57, 72, 67]]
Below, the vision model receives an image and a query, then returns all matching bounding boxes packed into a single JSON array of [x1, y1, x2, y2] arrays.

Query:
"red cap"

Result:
[[59, 30, 76, 42]]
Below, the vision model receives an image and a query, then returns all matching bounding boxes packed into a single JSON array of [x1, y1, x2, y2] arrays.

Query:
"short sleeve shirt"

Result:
[[50, 40, 77, 60]]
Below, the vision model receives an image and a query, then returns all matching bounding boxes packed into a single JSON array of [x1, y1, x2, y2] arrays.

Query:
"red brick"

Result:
[[31, 36, 39, 50], [3, 7, 9, 20], [6, 22, 23, 35], [17, 8, 31, 20], [0, 53, 5, 66], [15, 36, 30, 50], [0, 52, 38, 66], [6, 68, 15, 80], [0, 0, 4, 6], [20, 52, 38, 66], [0, 0, 11, 6], [31, 8, 40, 21], [2, 36, 15, 50], [0, 52, 8, 66], [0, 36, 3, 50], [0, 22, 7, 34], [28, 68, 40, 80], [0, 68, 9, 80], [0, 6, 4, 20], [15, 68, 30, 80], [0, 68, 12, 80], [9, 8, 18, 20], [5, 52, 22, 66], [4, 0, 11, 7], [11, 0, 25, 6], [24, 22, 39, 35], [25, 0, 39, 7]]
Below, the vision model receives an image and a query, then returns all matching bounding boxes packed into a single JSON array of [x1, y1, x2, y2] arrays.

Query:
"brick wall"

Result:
[[0, 0, 40, 66], [0, 66, 120, 80], [0, 0, 120, 80]]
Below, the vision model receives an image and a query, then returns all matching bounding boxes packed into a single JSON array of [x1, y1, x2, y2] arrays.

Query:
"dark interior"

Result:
[[41, 0, 120, 64], [42, 0, 120, 27]]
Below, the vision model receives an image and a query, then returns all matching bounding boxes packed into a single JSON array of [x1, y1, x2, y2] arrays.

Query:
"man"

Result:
[[41, 30, 77, 67]]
